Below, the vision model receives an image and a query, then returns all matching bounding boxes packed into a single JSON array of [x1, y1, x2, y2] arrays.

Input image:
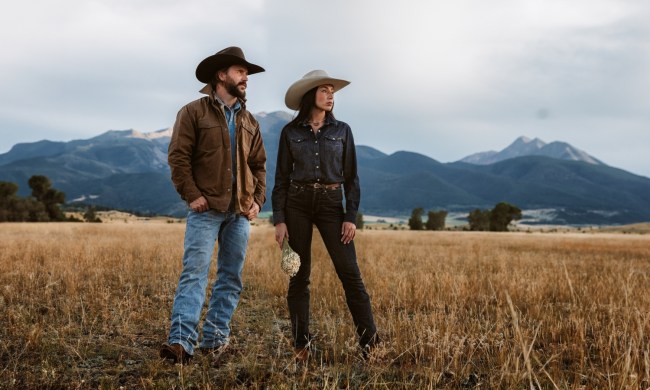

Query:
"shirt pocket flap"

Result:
[[242, 122, 257, 135], [197, 119, 221, 129], [196, 120, 224, 150]]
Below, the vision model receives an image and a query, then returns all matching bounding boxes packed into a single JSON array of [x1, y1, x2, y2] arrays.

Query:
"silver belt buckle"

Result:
[[313, 183, 324, 189]]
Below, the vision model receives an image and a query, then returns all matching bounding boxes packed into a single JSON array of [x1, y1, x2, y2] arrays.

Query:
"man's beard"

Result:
[[225, 76, 246, 99]]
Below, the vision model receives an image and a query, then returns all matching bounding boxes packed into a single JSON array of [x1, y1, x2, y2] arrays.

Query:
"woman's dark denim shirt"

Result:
[[272, 114, 360, 224]]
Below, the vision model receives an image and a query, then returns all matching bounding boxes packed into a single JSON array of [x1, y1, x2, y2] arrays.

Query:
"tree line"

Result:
[[0, 175, 100, 222], [2, 175, 522, 229], [408, 208, 448, 231], [406, 202, 522, 231], [467, 202, 522, 232]]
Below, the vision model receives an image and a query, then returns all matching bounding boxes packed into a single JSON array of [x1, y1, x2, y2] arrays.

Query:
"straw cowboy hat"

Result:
[[195, 46, 265, 83], [284, 70, 350, 110]]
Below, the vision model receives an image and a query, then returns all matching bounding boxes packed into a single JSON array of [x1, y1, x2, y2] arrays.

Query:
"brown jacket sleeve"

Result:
[[168, 106, 202, 204], [248, 120, 267, 209]]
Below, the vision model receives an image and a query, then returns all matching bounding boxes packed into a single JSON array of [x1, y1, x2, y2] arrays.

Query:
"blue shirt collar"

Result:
[[214, 94, 241, 113]]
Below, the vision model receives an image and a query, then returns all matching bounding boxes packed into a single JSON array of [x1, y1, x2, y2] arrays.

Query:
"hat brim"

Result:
[[284, 77, 350, 111], [195, 54, 265, 83]]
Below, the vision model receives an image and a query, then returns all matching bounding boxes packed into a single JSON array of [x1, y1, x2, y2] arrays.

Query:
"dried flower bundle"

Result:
[[281, 238, 301, 277]]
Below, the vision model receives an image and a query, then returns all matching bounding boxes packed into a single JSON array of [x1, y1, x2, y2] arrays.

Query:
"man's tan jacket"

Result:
[[168, 87, 266, 213]]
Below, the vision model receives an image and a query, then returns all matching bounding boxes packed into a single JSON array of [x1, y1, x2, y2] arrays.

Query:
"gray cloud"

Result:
[[1, 0, 649, 177]]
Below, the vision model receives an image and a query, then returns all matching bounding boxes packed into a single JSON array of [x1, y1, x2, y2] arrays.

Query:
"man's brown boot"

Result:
[[160, 342, 193, 364]]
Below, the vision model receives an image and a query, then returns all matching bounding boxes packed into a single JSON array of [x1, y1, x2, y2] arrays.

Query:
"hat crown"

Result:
[[302, 69, 330, 79], [217, 46, 246, 59]]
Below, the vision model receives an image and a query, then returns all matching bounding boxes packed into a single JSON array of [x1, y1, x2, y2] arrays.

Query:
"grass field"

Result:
[[1, 223, 649, 389]]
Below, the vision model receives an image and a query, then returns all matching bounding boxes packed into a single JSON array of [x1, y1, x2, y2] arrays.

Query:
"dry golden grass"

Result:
[[1, 223, 649, 389], [597, 223, 650, 235]]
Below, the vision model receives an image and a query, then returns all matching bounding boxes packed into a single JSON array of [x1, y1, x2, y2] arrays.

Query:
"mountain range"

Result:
[[460, 136, 604, 165], [1, 111, 649, 225]]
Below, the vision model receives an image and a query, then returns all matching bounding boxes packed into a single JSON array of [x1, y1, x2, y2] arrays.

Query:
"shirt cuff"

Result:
[[273, 210, 285, 225], [344, 211, 357, 224]]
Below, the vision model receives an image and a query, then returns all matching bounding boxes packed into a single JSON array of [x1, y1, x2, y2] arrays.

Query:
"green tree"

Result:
[[0, 182, 20, 222], [408, 207, 424, 230], [355, 211, 364, 230], [28, 175, 66, 221], [10, 197, 48, 222], [28, 175, 50, 200], [426, 210, 447, 230], [23, 198, 49, 222], [489, 202, 522, 231], [0, 180, 53, 222], [83, 206, 102, 223], [468, 209, 490, 231], [0, 181, 18, 199]]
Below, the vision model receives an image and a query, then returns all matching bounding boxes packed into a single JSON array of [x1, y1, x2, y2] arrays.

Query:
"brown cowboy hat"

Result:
[[195, 46, 265, 83], [284, 70, 350, 110]]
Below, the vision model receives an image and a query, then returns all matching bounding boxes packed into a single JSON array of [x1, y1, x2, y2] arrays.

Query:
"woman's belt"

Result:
[[291, 182, 341, 190]]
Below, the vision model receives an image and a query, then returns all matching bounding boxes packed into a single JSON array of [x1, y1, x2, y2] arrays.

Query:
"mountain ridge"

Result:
[[459, 135, 604, 166], [1, 111, 649, 225]]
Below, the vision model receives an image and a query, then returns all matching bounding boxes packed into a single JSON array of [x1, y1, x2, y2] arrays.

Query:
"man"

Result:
[[160, 46, 266, 364]]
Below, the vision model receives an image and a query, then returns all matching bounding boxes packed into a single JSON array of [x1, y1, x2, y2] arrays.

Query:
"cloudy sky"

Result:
[[1, 0, 649, 177]]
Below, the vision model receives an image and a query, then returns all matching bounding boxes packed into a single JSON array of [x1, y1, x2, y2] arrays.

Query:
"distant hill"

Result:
[[2, 112, 649, 224], [459, 136, 605, 166]]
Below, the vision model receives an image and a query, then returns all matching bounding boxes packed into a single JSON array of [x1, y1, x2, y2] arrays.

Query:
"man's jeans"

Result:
[[285, 185, 378, 349], [167, 210, 250, 355]]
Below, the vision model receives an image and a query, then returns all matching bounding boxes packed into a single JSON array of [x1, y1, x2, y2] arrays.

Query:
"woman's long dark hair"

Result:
[[287, 86, 335, 128]]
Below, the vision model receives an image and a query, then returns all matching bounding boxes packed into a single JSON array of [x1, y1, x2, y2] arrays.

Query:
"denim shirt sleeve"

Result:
[[271, 126, 292, 225], [342, 125, 360, 224]]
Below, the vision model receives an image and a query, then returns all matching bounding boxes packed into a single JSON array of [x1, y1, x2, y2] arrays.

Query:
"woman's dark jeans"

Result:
[[285, 184, 378, 349]]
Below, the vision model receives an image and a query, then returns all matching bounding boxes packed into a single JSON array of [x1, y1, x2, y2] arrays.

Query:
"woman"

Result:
[[272, 70, 379, 362]]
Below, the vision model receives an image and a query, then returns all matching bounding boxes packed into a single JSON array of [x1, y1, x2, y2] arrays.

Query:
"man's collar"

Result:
[[199, 84, 212, 95], [199, 84, 245, 110], [214, 94, 241, 111]]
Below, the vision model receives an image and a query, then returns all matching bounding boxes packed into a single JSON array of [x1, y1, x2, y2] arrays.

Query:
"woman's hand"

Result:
[[275, 223, 289, 248], [341, 222, 356, 244]]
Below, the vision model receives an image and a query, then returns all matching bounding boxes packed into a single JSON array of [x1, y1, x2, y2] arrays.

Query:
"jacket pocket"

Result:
[[196, 120, 224, 153], [242, 122, 256, 136]]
